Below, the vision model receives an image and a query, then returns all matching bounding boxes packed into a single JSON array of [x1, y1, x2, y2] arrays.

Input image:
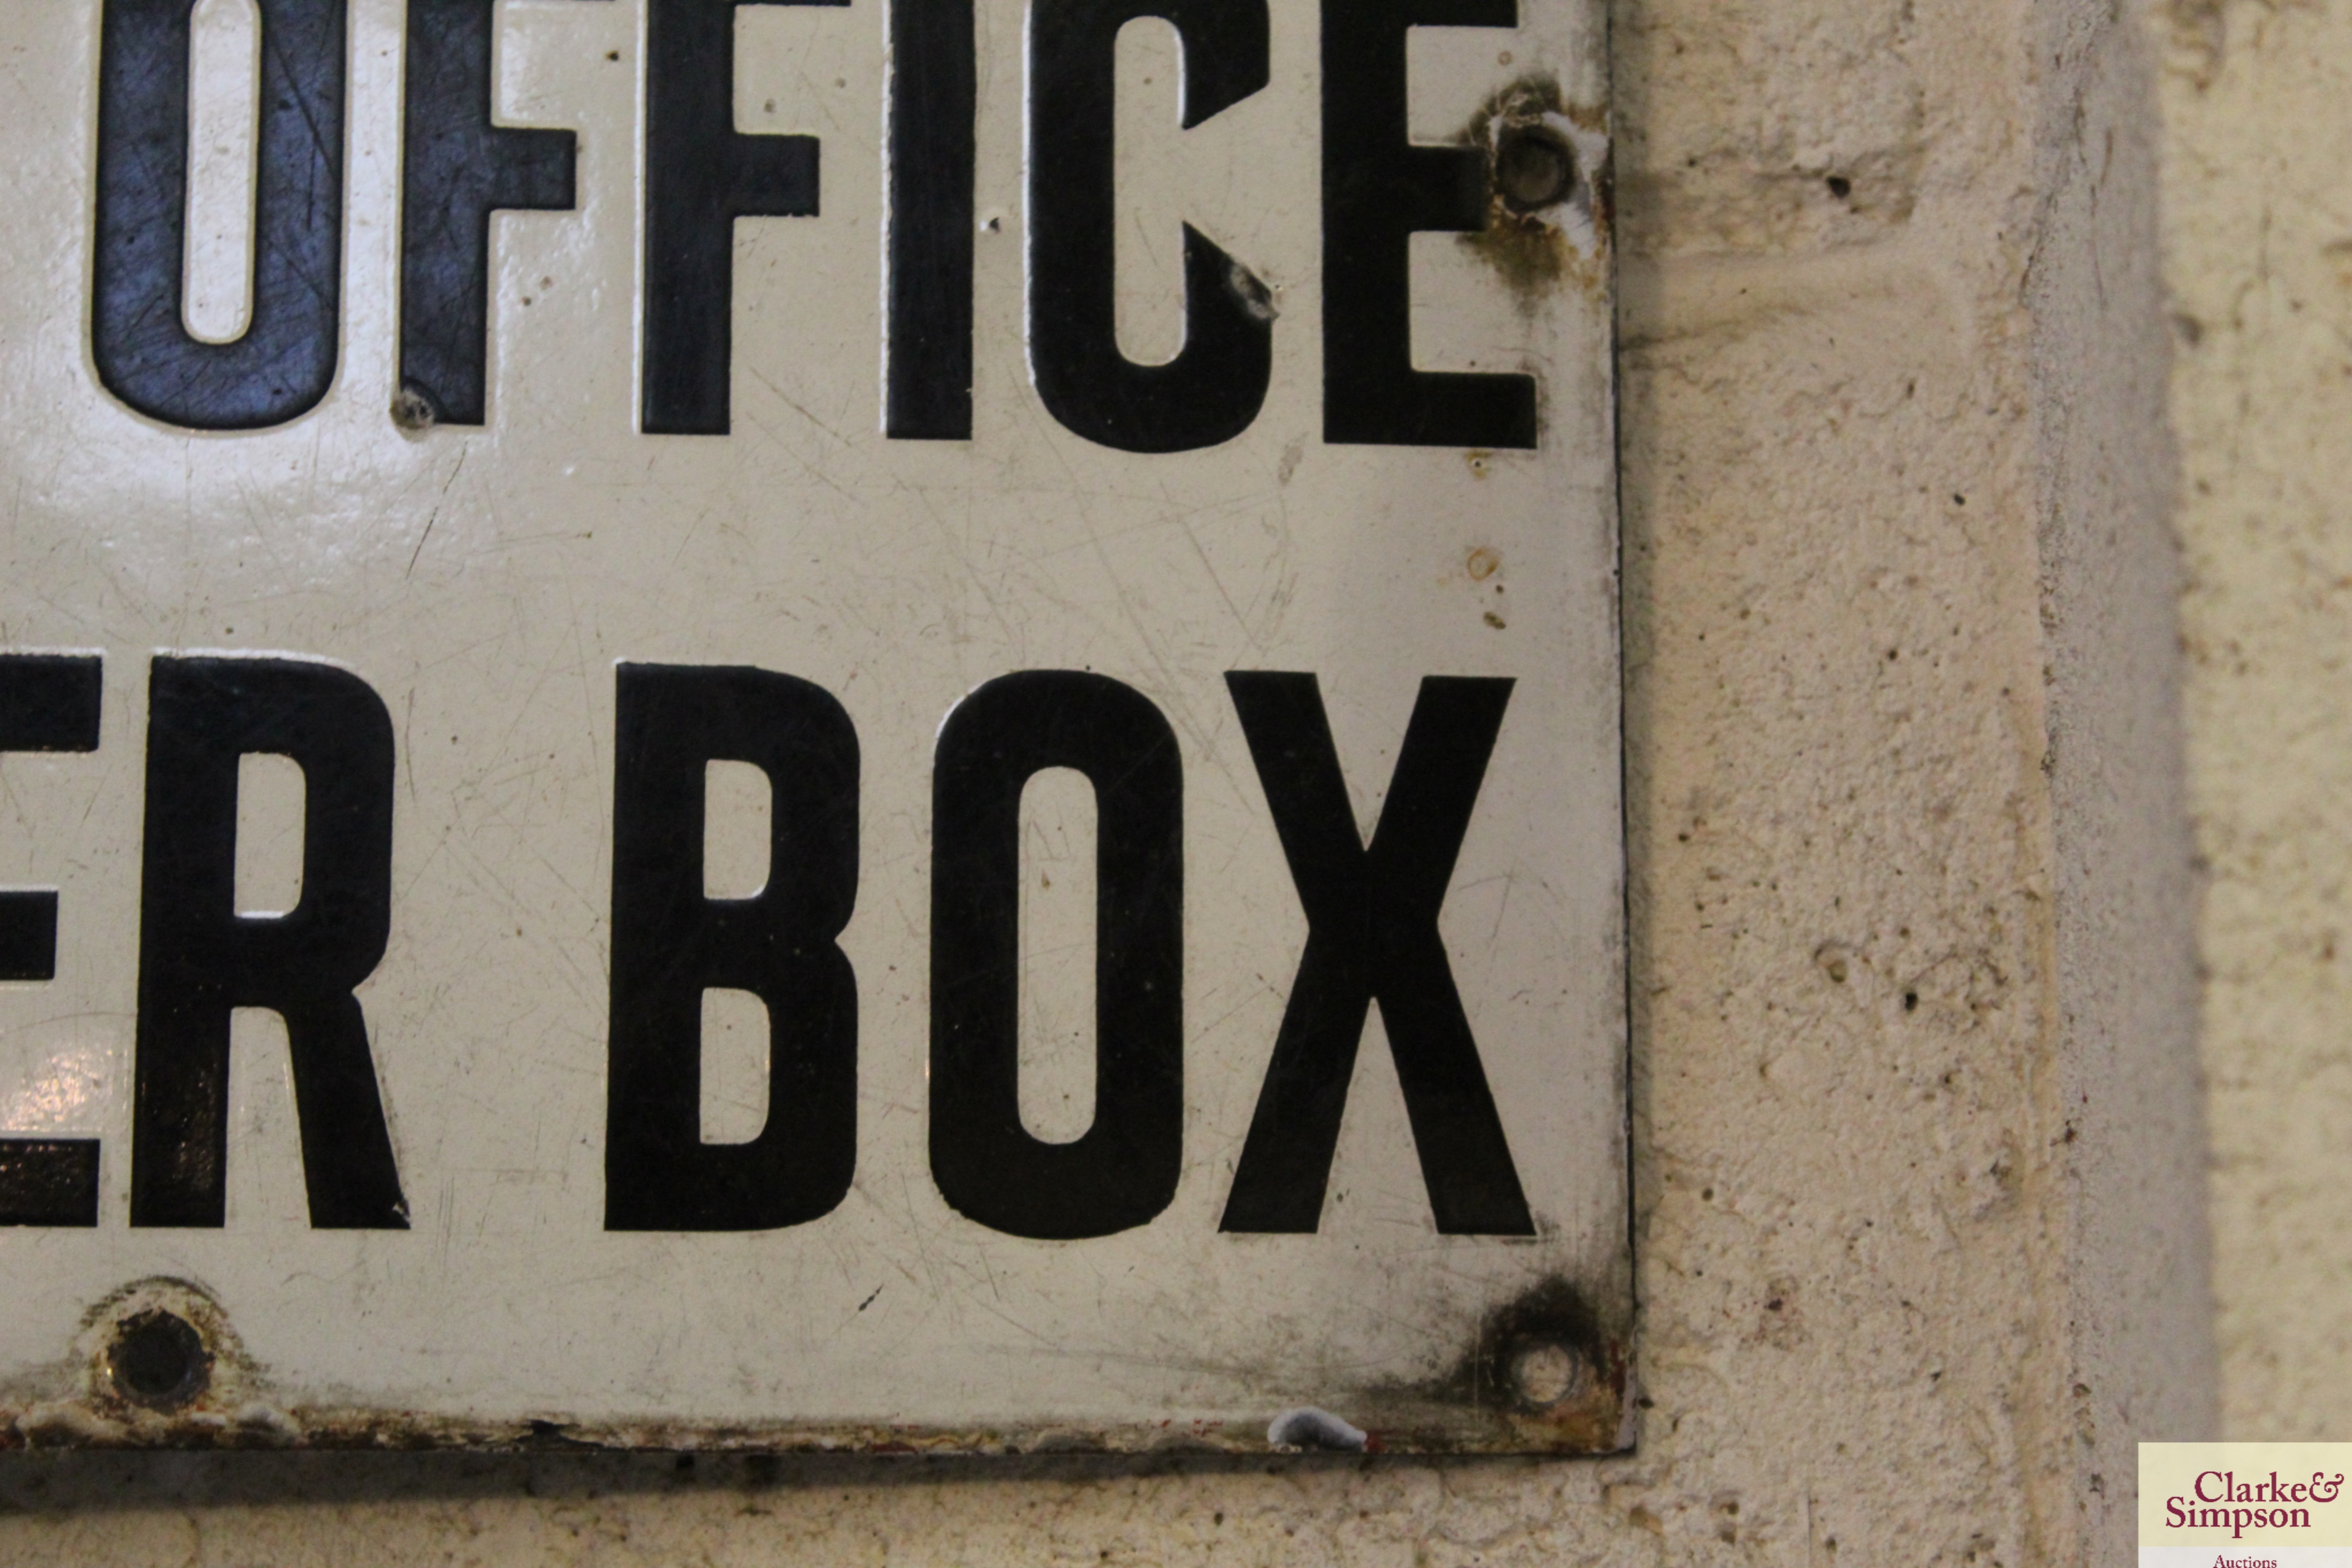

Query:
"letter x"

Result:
[[1220, 672, 1534, 1234]]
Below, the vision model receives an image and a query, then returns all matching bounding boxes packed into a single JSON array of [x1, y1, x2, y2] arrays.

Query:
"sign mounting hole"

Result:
[[107, 1310, 212, 1411], [1494, 126, 1575, 212]]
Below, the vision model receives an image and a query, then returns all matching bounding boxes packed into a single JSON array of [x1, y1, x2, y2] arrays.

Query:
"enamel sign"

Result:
[[0, 0, 1624, 1452]]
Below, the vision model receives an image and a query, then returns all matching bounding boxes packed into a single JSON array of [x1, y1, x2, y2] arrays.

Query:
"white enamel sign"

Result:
[[0, 0, 1623, 1452]]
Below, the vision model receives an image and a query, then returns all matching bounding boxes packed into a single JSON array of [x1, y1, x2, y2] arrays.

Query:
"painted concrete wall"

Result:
[[2163, 0, 2352, 1441], [0, 0, 2221, 1560]]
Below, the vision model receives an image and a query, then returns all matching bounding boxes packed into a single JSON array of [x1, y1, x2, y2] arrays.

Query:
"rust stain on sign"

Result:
[[0, 1276, 1628, 1457], [1460, 76, 1614, 305], [1339, 1277, 1631, 1454]]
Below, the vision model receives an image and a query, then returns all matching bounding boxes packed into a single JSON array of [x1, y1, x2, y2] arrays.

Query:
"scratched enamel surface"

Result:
[[0, 0, 1622, 1446]]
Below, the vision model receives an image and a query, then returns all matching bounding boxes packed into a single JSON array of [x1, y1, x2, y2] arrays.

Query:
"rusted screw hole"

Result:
[[1509, 1338, 1587, 1408], [108, 1310, 211, 1411], [1494, 127, 1574, 212]]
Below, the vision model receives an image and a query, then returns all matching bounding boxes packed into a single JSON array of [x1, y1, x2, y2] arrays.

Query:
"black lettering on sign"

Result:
[[605, 665, 859, 1231], [642, 0, 842, 435], [399, 0, 591, 425], [1028, 0, 1269, 451], [884, 0, 976, 439], [93, 0, 346, 430], [0, 1143, 103, 1229], [130, 658, 408, 1230], [1321, 0, 1537, 447], [1219, 672, 1534, 1235], [0, 656, 103, 1228], [930, 672, 1183, 1239], [0, 657, 102, 984]]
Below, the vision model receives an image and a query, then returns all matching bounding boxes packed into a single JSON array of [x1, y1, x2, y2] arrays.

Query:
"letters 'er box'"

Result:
[[0, 0, 1624, 1452]]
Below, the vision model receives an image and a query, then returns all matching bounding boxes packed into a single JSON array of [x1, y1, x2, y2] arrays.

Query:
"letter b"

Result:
[[605, 665, 860, 1230]]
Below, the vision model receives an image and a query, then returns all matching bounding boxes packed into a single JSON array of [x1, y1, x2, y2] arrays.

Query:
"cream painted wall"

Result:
[[2163, 0, 2352, 1441], [0, 0, 2218, 1561]]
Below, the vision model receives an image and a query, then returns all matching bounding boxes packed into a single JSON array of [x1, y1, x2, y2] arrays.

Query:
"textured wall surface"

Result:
[[2033, 0, 2217, 1537], [0, 0, 2210, 1559], [2163, 0, 2352, 1441]]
